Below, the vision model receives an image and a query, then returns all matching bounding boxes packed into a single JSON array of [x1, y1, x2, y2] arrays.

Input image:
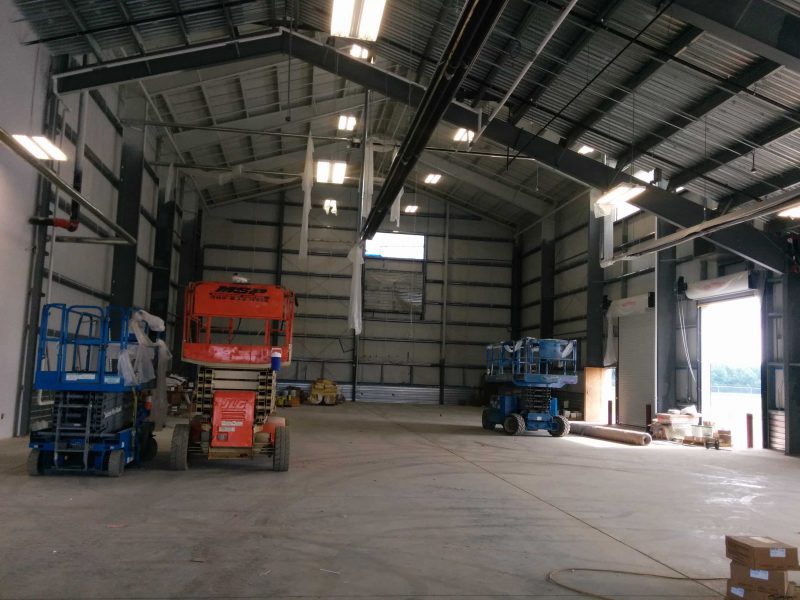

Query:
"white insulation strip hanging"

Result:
[[604, 293, 651, 366], [390, 187, 403, 226], [348, 242, 364, 335], [361, 139, 374, 220], [299, 133, 314, 260], [684, 271, 752, 300]]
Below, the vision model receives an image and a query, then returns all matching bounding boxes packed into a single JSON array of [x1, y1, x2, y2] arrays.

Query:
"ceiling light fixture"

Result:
[[337, 115, 357, 131], [675, 186, 686, 193], [317, 160, 347, 184], [404, 205, 418, 214], [323, 199, 338, 215], [424, 173, 441, 185], [633, 168, 655, 184], [316, 160, 331, 183], [350, 44, 370, 59], [330, 0, 386, 41], [453, 128, 474, 143], [331, 161, 347, 184], [779, 205, 800, 219], [13, 134, 67, 161], [577, 145, 594, 155], [596, 183, 646, 207]]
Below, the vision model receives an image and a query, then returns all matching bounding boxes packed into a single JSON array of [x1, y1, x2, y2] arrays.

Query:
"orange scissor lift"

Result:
[[170, 281, 295, 471]]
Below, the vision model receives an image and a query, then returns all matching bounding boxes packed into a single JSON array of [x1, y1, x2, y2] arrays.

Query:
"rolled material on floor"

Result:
[[570, 422, 652, 446]]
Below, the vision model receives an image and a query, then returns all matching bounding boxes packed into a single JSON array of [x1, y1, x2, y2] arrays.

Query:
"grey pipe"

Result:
[[570, 422, 652, 446], [0, 127, 136, 245]]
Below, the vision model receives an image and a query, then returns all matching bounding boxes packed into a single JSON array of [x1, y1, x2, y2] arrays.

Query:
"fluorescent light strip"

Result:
[[350, 44, 369, 59], [577, 145, 594, 155], [596, 183, 645, 206], [331, 161, 347, 184], [317, 160, 331, 183], [13, 134, 49, 160], [454, 128, 474, 143], [404, 205, 418, 214], [424, 173, 441, 184], [32, 136, 68, 161], [357, 0, 386, 41], [338, 115, 357, 131], [331, 0, 356, 37], [779, 205, 800, 219]]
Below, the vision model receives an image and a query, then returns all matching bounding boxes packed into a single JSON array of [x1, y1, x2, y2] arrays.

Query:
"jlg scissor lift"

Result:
[[171, 282, 295, 471]]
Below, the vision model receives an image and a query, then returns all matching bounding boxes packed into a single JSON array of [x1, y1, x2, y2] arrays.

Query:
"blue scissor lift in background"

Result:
[[482, 338, 578, 436], [27, 304, 159, 476]]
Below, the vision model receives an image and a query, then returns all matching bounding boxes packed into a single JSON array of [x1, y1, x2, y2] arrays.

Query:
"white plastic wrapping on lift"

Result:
[[685, 271, 751, 300], [604, 293, 651, 366], [123, 310, 172, 427], [348, 243, 364, 335], [299, 133, 314, 260]]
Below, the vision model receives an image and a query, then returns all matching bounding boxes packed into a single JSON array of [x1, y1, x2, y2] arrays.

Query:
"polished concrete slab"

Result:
[[0, 402, 798, 599]]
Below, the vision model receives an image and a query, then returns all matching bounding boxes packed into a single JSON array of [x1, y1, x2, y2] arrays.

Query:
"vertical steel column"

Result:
[[783, 269, 800, 455], [149, 171, 174, 320], [655, 219, 677, 413], [173, 188, 202, 371], [110, 92, 146, 311], [511, 236, 522, 339], [761, 280, 772, 447], [275, 190, 285, 286], [586, 192, 604, 367], [15, 58, 65, 436], [439, 204, 450, 405], [540, 217, 555, 338]]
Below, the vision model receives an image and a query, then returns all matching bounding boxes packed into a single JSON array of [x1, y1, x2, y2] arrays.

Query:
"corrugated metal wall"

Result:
[[201, 187, 512, 402]]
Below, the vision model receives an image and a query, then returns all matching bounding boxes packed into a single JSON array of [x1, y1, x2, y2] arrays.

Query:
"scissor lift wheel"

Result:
[[106, 450, 125, 477], [170, 424, 190, 470], [503, 413, 526, 436], [548, 415, 570, 437], [272, 426, 290, 472]]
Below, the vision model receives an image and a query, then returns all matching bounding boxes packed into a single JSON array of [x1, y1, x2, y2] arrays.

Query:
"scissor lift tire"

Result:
[[272, 426, 290, 472], [548, 415, 570, 437], [27, 450, 43, 476], [170, 424, 190, 471], [481, 409, 494, 430], [107, 449, 125, 477], [503, 413, 526, 436]]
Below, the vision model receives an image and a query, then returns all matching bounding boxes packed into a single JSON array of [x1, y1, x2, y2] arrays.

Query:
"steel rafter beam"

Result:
[[52, 27, 784, 271], [669, 116, 800, 190], [563, 25, 703, 148], [672, 0, 800, 75], [721, 167, 800, 210], [361, 0, 509, 240], [418, 153, 547, 215], [508, 0, 626, 125], [614, 58, 780, 168]]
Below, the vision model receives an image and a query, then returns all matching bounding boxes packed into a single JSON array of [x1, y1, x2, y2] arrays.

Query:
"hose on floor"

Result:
[[547, 567, 727, 599]]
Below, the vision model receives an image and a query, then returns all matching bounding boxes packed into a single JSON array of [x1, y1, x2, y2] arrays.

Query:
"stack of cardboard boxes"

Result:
[[726, 536, 800, 599]]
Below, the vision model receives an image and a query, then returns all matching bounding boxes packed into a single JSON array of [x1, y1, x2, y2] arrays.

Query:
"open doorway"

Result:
[[700, 296, 762, 448]]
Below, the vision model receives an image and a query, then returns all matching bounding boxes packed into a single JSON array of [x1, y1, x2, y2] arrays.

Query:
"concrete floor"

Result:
[[1, 402, 799, 600]]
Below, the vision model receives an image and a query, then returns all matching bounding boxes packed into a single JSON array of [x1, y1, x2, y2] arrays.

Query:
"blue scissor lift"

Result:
[[482, 338, 578, 436], [27, 304, 159, 476]]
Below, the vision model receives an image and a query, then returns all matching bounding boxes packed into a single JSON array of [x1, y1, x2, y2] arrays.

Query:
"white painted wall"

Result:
[[0, 7, 50, 438]]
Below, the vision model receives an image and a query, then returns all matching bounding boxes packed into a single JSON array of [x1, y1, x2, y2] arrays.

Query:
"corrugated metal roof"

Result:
[[11, 0, 800, 224]]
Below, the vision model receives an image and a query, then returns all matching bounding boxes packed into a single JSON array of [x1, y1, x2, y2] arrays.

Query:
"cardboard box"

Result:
[[726, 536, 800, 570], [727, 581, 796, 600], [288, 396, 301, 407], [730, 562, 789, 594]]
